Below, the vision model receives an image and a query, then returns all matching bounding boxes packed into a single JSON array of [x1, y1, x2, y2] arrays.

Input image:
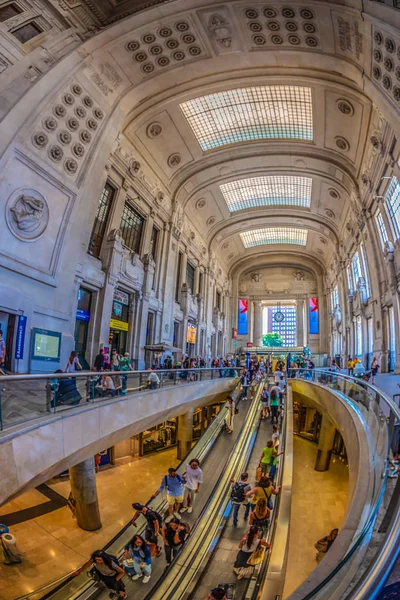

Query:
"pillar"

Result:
[[296, 299, 305, 347], [69, 457, 101, 531], [253, 302, 263, 347], [177, 409, 194, 460], [315, 415, 337, 472]]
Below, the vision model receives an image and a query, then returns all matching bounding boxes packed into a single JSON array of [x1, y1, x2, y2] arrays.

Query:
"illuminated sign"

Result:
[[186, 325, 197, 344], [31, 328, 61, 361], [238, 299, 248, 335], [109, 318, 129, 332], [309, 297, 319, 334]]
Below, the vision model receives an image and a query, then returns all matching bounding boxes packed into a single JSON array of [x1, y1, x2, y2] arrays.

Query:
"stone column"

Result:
[[315, 415, 337, 472], [69, 457, 101, 531], [296, 299, 305, 347], [253, 302, 263, 347], [193, 267, 200, 296], [177, 408, 194, 460]]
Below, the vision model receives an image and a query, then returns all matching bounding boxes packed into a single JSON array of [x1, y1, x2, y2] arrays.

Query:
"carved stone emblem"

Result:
[[6, 189, 49, 241], [293, 270, 305, 281], [208, 14, 232, 48], [251, 272, 262, 283], [147, 122, 162, 138]]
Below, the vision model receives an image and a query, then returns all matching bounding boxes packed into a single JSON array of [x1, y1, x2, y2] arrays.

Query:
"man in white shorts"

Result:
[[181, 458, 203, 514]]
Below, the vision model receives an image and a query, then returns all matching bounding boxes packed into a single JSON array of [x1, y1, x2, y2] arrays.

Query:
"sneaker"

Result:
[[173, 512, 182, 520], [131, 574, 141, 581], [179, 507, 188, 513], [143, 576, 151, 583], [187, 506, 193, 514]]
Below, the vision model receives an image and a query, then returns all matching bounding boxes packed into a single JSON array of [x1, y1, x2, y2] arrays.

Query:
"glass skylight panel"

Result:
[[240, 227, 308, 248], [220, 175, 312, 212], [180, 86, 313, 151], [385, 177, 400, 239]]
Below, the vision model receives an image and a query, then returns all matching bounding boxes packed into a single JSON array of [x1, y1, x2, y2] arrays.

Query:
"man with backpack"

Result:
[[230, 472, 251, 527], [131, 503, 162, 557]]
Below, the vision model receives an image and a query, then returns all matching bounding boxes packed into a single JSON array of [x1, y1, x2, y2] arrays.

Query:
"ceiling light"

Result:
[[179, 86, 313, 150], [220, 175, 312, 212], [240, 227, 308, 248]]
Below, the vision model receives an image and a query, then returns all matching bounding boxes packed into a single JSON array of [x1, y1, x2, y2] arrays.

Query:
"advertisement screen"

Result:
[[238, 299, 248, 335], [186, 325, 197, 344], [32, 329, 61, 361], [309, 297, 319, 334]]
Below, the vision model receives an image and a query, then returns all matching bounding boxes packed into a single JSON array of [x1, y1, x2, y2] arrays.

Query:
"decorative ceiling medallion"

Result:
[[146, 122, 162, 138], [274, 310, 285, 323], [319, 237, 327, 244], [325, 209, 335, 219], [206, 216, 216, 226], [336, 99, 354, 116], [6, 188, 49, 241], [195, 198, 206, 209], [335, 136, 350, 151], [328, 188, 340, 199], [167, 153, 181, 167]]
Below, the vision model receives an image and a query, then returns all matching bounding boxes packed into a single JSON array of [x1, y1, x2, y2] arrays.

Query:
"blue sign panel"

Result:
[[15, 315, 27, 360], [309, 297, 319, 334], [76, 309, 90, 322], [238, 299, 248, 335], [245, 352, 251, 370]]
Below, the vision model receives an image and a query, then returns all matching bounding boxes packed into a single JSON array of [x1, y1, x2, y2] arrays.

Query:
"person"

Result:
[[90, 550, 127, 598], [161, 517, 190, 567], [261, 386, 269, 420], [269, 386, 280, 424], [259, 441, 283, 476], [153, 467, 185, 516], [94, 453, 101, 473], [230, 472, 251, 526], [65, 351, 82, 373], [147, 368, 160, 390], [94, 348, 105, 372], [371, 357, 380, 384], [278, 375, 286, 394], [123, 534, 152, 583], [225, 395, 235, 433], [273, 368, 283, 384], [164, 355, 172, 369], [111, 349, 120, 370], [315, 528, 339, 561], [96, 371, 116, 396], [241, 370, 249, 400], [347, 357, 354, 376], [307, 358, 315, 369], [131, 503, 162, 556], [205, 586, 228, 600], [181, 458, 203, 514], [249, 498, 270, 534], [51, 369, 82, 405], [233, 525, 270, 579], [246, 475, 281, 511]]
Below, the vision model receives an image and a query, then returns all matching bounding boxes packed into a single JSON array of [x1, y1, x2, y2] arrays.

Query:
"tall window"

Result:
[[0, 4, 22, 21], [149, 226, 159, 260], [352, 251, 362, 287], [332, 286, 339, 310], [347, 267, 353, 294], [267, 305, 297, 346], [175, 252, 182, 301], [199, 271, 204, 296], [376, 212, 389, 249], [119, 202, 144, 253], [216, 291, 221, 310], [186, 261, 195, 294], [385, 176, 400, 238], [360, 242, 371, 298], [88, 181, 116, 258]]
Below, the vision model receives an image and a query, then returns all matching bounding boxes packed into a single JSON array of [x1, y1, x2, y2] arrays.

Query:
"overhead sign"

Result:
[[109, 318, 129, 332], [309, 297, 319, 334], [247, 342, 254, 348], [238, 299, 248, 335], [113, 289, 129, 305], [15, 315, 27, 360]]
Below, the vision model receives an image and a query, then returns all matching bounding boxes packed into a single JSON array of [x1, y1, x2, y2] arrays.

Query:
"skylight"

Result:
[[179, 86, 313, 151], [240, 227, 308, 248], [220, 175, 312, 212]]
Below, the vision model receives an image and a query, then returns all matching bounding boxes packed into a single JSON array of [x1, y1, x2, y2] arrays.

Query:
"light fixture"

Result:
[[220, 175, 312, 212], [240, 227, 308, 248], [179, 86, 313, 150]]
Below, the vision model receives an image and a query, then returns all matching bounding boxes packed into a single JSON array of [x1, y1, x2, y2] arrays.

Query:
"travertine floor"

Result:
[[0, 449, 178, 600], [283, 435, 349, 598]]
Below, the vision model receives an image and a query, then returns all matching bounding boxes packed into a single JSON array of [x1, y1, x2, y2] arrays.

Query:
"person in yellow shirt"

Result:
[[347, 358, 355, 375]]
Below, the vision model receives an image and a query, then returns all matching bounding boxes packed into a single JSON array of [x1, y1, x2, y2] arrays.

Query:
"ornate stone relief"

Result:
[[196, 198, 206, 209], [6, 189, 49, 241], [251, 272, 262, 282], [124, 19, 207, 78], [335, 136, 350, 151], [208, 13, 232, 48], [167, 153, 181, 168], [30, 81, 105, 179], [372, 27, 400, 105]]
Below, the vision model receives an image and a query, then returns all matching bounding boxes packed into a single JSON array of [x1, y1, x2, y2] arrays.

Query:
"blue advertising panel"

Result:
[[76, 309, 90, 322], [245, 352, 251, 370], [15, 315, 27, 360], [309, 297, 319, 334], [238, 299, 248, 335]]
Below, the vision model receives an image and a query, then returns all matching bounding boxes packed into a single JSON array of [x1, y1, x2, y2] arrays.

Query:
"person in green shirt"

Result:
[[259, 441, 284, 475]]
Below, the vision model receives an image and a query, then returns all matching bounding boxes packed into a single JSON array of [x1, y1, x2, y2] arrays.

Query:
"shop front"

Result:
[[109, 289, 130, 356]]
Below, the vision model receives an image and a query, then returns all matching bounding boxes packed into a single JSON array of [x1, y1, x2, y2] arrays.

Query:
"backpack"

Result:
[[147, 507, 163, 527], [230, 482, 246, 503]]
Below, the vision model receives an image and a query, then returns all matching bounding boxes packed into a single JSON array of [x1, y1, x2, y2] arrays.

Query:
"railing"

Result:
[[13, 379, 244, 600], [0, 367, 242, 432], [291, 369, 400, 600]]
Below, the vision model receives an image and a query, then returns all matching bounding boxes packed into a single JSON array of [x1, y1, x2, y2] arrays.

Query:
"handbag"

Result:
[[255, 465, 262, 482], [314, 542, 326, 552], [247, 545, 265, 566], [261, 486, 274, 510]]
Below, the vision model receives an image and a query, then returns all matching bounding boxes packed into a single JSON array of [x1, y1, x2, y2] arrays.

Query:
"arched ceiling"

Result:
[[52, 0, 395, 274]]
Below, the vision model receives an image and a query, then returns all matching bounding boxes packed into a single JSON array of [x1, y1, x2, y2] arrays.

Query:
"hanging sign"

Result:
[[109, 318, 129, 331], [113, 289, 129, 305], [238, 299, 248, 335], [15, 315, 27, 360], [309, 297, 319, 334]]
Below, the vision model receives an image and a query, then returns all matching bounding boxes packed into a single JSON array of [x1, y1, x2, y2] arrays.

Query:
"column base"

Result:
[[177, 440, 192, 461], [315, 449, 332, 472]]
